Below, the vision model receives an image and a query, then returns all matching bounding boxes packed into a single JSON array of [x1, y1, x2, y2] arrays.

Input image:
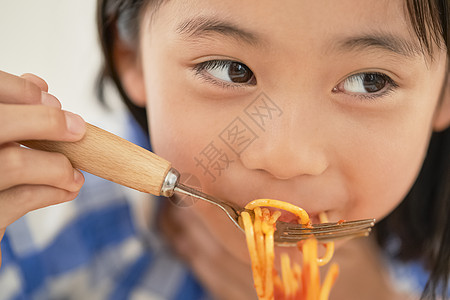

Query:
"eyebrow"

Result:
[[335, 33, 424, 59], [176, 17, 261, 46], [175, 17, 424, 60]]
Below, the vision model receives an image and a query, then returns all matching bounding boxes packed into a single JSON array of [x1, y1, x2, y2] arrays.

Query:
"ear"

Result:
[[433, 74, 450, 131], [113, 37, 147, 107]]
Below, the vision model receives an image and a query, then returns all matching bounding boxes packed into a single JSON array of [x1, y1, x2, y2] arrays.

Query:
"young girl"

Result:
[[0, 0, 449, 299]]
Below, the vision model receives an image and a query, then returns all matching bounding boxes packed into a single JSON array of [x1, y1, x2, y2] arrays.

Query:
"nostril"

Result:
[[270, 169, 302, 180], [265, 161, 326, 180]]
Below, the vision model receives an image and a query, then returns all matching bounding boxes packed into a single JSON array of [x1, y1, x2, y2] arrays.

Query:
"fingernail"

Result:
[[64, 111, 86, 136], [73, 169, 84, 185], [41, 92, 61, 108]]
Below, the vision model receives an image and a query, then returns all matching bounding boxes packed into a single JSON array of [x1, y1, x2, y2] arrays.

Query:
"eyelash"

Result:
[[193, 60, 399, 101], [193, 60, 255, 90], [334, 72, 399, 101]]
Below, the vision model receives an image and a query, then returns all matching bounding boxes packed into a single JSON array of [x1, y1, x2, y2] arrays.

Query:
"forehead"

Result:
[[140, 0, 436, 64], [147, 0, 417, 45]]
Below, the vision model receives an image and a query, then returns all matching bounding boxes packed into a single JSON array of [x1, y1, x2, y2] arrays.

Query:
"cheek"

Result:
[[146, 95, 212, 173], [141, 53, 237, 183], [351, 136, 427, 220], [341, 103, 436, 221], [141, 51, 207, 167], [142, 79, 253, 263]]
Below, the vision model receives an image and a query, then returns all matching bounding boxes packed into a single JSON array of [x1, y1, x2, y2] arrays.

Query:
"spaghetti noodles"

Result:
[[241, 199, 339, 300]]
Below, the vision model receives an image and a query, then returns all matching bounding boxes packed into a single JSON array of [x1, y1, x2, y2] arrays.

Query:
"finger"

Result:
[[0, 70, 42, 105], [20, 72, 61, 107], [0, 185, 79, 229], [0, 144, 84, 192], [0, 71, 61, 107], [0, 104, 86, 143], [20, 73, 48, 92], [40, 91, 62, 108]]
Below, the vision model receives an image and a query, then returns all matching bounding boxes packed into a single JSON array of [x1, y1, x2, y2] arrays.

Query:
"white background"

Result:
[[0, 0, 126, 135], [0, 1, 146, 247]]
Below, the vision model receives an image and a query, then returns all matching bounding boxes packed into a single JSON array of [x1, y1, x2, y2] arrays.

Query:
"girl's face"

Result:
[[133, 0, 447, 261]]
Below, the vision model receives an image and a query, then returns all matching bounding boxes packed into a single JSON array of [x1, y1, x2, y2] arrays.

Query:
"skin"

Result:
[[0, 71, 86, 267], [117, 0, 450, 298], [1, 0, 450, 299]]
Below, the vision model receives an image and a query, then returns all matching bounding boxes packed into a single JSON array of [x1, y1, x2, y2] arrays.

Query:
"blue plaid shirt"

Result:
[[0, 120, 211, 300], [0, 172, 210, 300]]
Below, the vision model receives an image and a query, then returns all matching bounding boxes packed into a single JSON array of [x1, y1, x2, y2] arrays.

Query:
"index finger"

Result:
[[20, 73, 48, 93], [0, 70, 43, 105]]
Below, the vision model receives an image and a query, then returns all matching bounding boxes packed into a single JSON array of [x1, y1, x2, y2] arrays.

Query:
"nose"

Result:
[[240, 98, 328, 180]]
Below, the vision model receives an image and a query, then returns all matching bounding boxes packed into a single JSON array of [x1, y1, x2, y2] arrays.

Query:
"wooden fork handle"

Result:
[[21, 123, 172, 196]]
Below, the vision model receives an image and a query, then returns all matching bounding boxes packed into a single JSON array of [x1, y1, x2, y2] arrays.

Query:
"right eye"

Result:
[[195, 60, 256, 85]]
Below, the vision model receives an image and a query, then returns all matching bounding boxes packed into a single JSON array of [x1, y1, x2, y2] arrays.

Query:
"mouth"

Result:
[[234, 196, 326, 225], [266, 208, 299, 223], [265, 207, 321, 224]]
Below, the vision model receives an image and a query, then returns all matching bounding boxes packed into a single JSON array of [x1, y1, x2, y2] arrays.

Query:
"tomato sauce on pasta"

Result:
[[241, 199, 339, 300]]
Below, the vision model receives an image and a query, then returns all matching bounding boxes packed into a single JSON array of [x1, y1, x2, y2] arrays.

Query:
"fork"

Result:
[[174, 182, 375, 244], [22, 123, 375, 244]]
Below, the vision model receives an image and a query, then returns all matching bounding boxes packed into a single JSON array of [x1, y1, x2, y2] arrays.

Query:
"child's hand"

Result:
[[0, 71, 86, 267]]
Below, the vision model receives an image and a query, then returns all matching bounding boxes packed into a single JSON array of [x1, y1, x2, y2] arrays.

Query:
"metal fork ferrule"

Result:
[[160, 168, 180, 197]]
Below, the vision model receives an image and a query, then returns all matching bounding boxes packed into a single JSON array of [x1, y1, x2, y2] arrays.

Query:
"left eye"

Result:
[[195, 60, 256, 85], [334, 72, 395, 95]]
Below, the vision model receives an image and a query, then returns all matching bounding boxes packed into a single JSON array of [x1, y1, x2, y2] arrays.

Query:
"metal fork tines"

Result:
[[274, 219, 376, 244], [174, 182, 375, 245]]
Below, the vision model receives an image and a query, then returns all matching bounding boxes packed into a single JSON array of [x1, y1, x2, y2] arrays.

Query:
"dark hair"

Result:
[[97, 1, 450, 298]]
